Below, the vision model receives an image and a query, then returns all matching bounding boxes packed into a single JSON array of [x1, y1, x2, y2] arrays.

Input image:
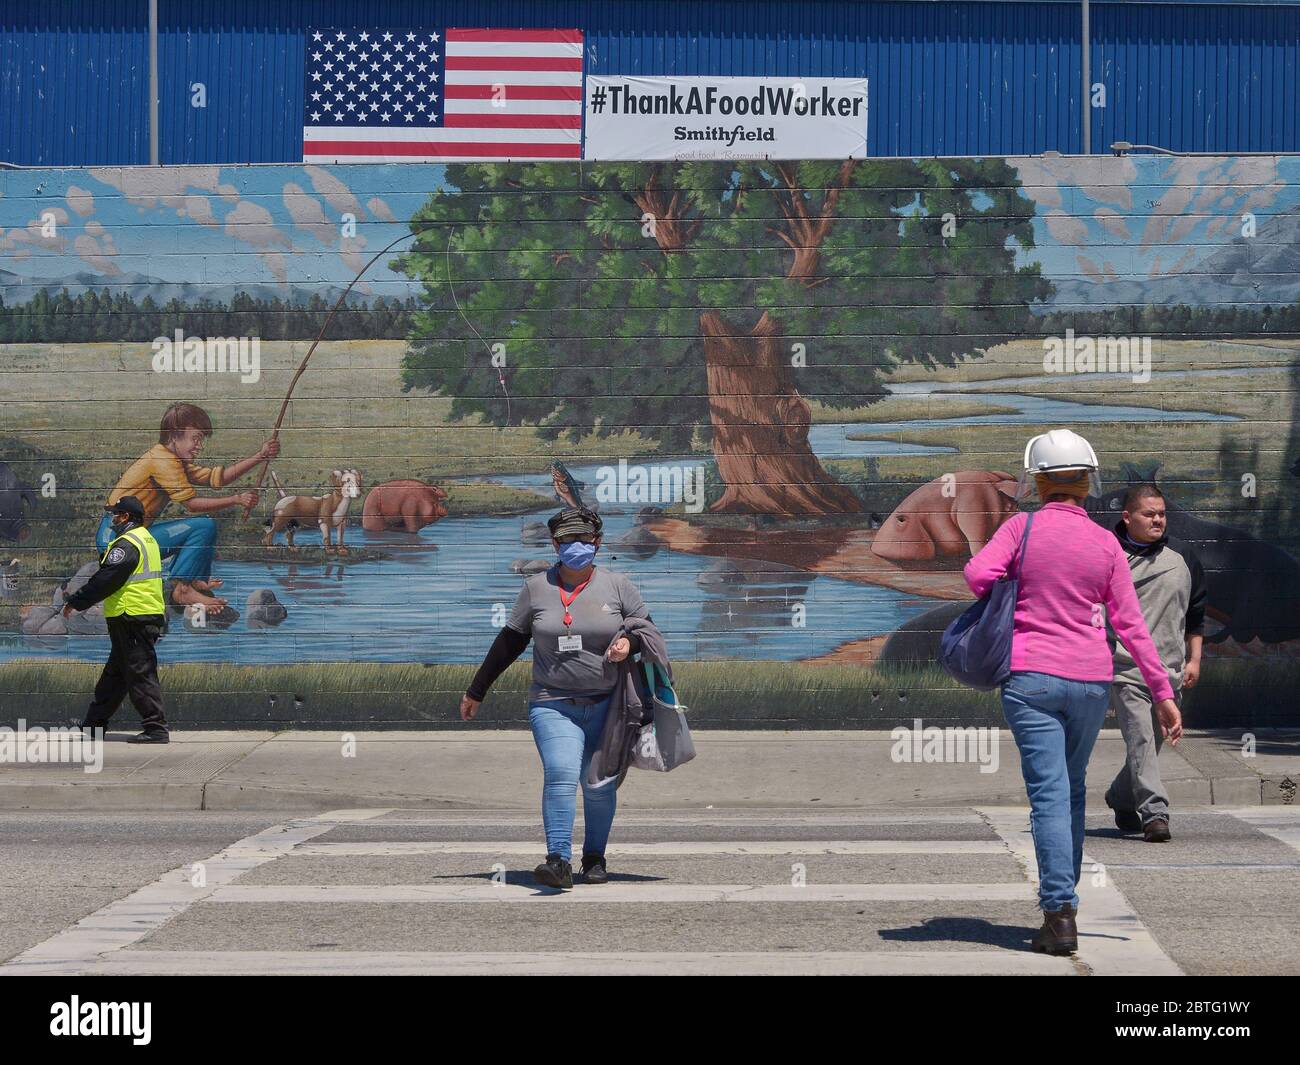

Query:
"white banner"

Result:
[[583, 76, 868, 161]]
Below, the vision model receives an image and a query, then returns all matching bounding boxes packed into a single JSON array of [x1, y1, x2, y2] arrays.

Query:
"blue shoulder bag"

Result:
[[939, 512, 1034, 691]]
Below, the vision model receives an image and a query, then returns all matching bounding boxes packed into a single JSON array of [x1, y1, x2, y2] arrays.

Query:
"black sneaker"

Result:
[[127, 731, 170, 744], [580, 852, 608, 885], [1107, 799, 1142, 834], [533, 853, 573, 889]]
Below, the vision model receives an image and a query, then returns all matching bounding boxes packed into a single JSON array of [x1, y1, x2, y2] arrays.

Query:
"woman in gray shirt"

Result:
[[460, 506, 651, 889]]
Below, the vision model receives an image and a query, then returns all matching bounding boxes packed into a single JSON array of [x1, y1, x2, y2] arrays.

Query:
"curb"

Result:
[[1172, 735, 1280, 807], [0, 782, 206, 811], [0, 776, 1282, 813]]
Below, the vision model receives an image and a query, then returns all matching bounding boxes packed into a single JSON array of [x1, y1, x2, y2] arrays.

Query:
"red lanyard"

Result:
[[557, 576, 591, 628]]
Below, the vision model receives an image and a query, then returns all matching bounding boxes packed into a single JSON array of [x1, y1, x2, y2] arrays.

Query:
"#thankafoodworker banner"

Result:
[[583, 76, 868, 160]]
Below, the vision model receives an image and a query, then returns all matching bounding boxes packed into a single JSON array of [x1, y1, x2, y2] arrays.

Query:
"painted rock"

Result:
[[520, 521, 551, 546], [246, 588, 288, 629], [64, 603, 108, 635], [612, 525, 660, 560], [21, 604, 62, 635]]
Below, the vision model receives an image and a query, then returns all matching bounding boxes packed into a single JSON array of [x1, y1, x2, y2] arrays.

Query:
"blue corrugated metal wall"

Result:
[[159, 0, 1082, 163], [0, 1, 149, 166], [1091, 3, 1300, 154], [3, 1, 1299, 166]]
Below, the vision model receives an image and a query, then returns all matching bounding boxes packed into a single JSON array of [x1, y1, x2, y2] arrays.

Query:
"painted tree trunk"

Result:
[[700, 311, 862, 515]]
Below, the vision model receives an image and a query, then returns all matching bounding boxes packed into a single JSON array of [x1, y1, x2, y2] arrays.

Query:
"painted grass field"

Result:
[[809, 396, 1019, 423], [4, 656, 1294, 728], [882, 336, 1300, 384], [0, 339, 667, 484]]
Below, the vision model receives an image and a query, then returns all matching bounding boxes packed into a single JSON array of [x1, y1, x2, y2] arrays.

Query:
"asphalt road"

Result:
[[1, 805, 1297, 975]]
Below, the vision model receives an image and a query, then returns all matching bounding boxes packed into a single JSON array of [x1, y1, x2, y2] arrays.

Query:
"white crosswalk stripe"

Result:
[[349, 812, 990, 826], [204, 882, 1038, 903], [0, 809, 393, 976], [293, 840, 1008, 856], [976, 806, 1184, 977], [1214, 807, 1300, 854], [0, 806, 1197, 976], [66, 950, 1079, 976]]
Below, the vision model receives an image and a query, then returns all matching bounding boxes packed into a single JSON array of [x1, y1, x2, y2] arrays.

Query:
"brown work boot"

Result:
[[1143, 817, 1171, 843], [1031, 904, 1078, 955]]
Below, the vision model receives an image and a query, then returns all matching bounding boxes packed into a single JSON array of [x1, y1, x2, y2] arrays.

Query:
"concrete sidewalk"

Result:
[[0, 727, 1295, 811]]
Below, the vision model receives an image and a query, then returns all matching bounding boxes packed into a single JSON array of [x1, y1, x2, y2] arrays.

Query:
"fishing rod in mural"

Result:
[[241, 222, 513, 524]]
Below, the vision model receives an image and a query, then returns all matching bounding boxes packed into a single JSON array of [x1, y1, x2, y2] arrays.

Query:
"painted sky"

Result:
[[0, 155, 1297, 304], [0, 163, 449, 294]]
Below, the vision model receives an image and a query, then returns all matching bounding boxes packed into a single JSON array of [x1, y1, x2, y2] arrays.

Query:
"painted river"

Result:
[[1, 378, 1236, 665]]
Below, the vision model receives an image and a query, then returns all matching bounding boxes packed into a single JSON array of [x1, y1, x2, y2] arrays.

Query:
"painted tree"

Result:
[[396, 159, 1049, 515]]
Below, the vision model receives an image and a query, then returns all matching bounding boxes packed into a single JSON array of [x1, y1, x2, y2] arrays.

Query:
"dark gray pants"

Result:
[[82, 615, 167, 736], [1105, 682, 1179, 825]]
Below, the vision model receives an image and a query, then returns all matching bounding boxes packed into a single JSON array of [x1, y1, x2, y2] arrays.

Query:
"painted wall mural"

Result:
[[0, 156, 1297, 727]]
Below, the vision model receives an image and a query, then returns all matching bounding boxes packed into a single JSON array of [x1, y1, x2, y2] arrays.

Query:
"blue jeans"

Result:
[[528, 696, 617, 863], [96, 512, 217, 583], [1000, 671, 1109, 913]]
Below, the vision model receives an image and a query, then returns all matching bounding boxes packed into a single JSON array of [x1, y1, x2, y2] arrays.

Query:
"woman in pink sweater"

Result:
[[963, 430, 1181, 956]]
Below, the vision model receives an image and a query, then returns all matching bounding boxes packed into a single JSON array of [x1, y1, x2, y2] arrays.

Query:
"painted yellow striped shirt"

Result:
[[107, 444, 226, 525]]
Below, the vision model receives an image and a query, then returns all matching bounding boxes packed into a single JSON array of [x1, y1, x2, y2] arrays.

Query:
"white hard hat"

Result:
[[1016, 429, 1102, 500], [1022, 429, 1099, 473]]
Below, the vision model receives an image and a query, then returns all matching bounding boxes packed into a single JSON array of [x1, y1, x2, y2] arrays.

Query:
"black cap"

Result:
[[547, 506, 602, 539], [105, 496, 145, 521]]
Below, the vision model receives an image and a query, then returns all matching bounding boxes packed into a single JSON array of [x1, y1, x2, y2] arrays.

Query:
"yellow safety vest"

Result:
[[102, 527, 165, 618]]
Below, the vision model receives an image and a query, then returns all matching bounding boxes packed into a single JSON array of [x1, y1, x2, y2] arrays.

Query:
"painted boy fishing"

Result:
[[98, 402, 279, 612]]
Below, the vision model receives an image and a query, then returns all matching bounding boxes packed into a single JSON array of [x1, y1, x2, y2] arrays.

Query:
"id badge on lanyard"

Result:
[[557, 574, 591, 653]]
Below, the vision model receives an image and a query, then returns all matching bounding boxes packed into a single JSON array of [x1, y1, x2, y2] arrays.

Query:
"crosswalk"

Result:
[[1, 804, 1254, 976]]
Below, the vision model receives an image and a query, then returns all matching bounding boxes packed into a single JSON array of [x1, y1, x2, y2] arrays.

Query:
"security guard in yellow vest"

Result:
[[62, 496, 170, 743]]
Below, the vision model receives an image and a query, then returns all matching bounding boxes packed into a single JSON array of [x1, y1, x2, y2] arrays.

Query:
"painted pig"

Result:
[[362, 479, 449, 533], [0, 462, 37, 542], [871, 471, 1019, 563]]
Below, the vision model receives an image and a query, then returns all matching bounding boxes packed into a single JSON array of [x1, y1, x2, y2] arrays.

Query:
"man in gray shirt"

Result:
[[1104, 484, 1207, 843]]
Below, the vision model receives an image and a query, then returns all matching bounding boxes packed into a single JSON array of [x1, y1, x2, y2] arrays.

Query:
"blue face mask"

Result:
[[557, 541, 597, 569]]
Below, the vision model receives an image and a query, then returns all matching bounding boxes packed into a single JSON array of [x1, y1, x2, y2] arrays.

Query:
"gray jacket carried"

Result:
[[585, 615, 671, 790]]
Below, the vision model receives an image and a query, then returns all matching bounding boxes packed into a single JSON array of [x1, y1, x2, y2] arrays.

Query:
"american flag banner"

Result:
[[302, 28, 584, 162]]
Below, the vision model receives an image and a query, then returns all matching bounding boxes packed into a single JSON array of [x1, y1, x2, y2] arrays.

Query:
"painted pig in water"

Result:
[[362, 480, 449, 533], [871, 471, 1019, 563], [0, 462, 37, 542], [1089, 485, 1300, 645]]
